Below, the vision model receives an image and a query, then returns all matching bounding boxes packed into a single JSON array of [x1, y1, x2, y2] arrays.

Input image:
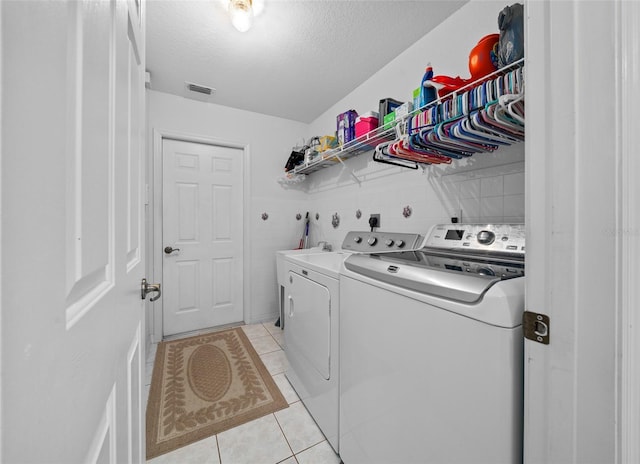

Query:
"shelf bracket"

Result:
[[335, 154, 361, 185]]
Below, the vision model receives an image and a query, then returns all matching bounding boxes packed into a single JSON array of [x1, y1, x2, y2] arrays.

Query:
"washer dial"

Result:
[[476, 230, 496, 245]]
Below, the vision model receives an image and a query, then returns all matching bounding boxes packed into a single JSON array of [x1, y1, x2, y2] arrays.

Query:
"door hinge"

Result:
[[523, 311, 550, 345]]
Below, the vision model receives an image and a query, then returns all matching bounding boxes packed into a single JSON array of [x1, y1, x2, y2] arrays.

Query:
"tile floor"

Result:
[[145, 321, 342, 464]]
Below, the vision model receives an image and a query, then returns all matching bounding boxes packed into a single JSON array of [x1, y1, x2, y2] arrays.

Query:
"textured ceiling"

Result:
[[146, 0, 467, 123]]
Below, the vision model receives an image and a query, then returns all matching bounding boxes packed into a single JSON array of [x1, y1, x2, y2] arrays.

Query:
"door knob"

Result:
[[141, 278, 161, 302], [164, 246, 180, 254]]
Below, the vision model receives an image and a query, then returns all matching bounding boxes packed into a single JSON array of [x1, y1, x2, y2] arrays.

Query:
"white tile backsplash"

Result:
[[504, 171, 525, 195], [504, 194, 525, 218], [460, 197, 481, 219], [458, 178, 481, 199], [443, 159, 525, 223], [481, 196, 504, 219], [480, 176, 504, 197]]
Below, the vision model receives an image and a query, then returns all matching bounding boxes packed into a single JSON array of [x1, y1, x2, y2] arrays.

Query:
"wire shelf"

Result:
[[282, 58, 525, 179]]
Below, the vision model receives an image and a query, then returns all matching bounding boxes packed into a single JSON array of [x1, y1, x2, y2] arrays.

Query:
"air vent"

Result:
[[185, 81, 215, 96]]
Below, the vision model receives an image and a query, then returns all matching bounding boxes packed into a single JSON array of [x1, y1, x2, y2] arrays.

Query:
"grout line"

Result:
[[298, 436, 326, 455], [275, 398, 329, 458], [276, 455, 299, 464], [292, 440, 327, 460], [215, 435, 222, 464], [252, 333, 282, 356], [273, 411, 297, 460]]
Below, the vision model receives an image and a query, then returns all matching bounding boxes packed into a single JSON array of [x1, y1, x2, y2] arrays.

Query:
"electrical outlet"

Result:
[[369, 214, 380, 229]]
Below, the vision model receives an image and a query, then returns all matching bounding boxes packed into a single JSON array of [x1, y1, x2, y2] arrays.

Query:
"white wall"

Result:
[[306, 1, 500, 136], [299, 0, 525, 249], [146, 91, 308, 328]]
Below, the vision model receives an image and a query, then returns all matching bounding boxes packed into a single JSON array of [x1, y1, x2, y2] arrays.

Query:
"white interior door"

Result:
[[524, 1, 635, 462], [1, 1, 146, 462], [162, 139, 244, 336]]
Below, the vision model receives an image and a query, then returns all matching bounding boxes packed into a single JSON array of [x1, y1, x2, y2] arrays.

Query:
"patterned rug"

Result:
[[146, 327, 288, 459]]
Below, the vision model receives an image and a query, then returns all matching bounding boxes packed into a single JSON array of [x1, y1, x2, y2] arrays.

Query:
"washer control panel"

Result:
[[342, 231, 423, 253], [424, 224, 525, 254]]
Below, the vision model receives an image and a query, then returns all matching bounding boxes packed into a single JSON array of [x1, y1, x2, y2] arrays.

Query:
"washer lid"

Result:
[[343, 250, 523, 303]]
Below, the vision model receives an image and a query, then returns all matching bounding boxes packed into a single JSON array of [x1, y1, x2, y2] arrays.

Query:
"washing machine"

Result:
[[339, 223, 526, 464], [283, 231, 423, 453]]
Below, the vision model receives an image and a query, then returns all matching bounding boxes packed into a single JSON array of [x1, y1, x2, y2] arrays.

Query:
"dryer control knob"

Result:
[[353, 236, 362, 243], [385, 239, 394, 247], [477, 230, 496, 245], [396, 240, 406, 248], [367, 236, 378, 246]]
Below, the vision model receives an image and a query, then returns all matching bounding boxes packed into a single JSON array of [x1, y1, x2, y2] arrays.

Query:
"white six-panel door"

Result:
[[161, 139, 244, 336], [1, 0, 146, 462]]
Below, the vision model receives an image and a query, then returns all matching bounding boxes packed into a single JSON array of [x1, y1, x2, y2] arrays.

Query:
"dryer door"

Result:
[[287, 270, 331, 380]]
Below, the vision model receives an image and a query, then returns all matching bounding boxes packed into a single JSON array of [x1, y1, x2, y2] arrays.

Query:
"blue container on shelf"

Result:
[[337, 110, 358, 147]]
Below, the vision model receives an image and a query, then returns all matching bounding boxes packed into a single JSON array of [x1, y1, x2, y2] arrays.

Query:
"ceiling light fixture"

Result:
[[229, 0, 253, 32]]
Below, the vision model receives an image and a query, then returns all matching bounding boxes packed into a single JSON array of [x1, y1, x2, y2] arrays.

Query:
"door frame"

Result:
[[618, 0, 640, 460], [149, 128, 251, 342]]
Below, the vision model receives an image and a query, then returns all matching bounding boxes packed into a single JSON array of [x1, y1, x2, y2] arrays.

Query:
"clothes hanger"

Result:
[[463, 111, 518, 144], [452, 117, 507, 147], [373, 141, 420, 169], [435, 120, 490, 153], [468, 110, 522, 143], [493, 103, 524, 129], [402, 137, 453, 164], [409, 134, 466, 160], [500, 94, 525, 125], [396, 138, 451, 165], [486, 102, 524, 134], [422, 125, 478, 157]]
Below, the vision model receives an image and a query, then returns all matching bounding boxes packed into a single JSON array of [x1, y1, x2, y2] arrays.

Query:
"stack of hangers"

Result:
[[374, 64, 525, 169]]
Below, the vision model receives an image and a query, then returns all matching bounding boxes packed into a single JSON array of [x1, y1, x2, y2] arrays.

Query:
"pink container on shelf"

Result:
[[355, 111, 379, 138]]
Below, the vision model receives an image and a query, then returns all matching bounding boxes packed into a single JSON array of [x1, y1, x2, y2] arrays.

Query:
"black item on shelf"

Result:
[[378, 98, 403, 128], [284, 149, 305, 172], [497, 3, 524, 67]]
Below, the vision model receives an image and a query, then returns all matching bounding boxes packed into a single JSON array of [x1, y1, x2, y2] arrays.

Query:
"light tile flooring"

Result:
[[145, 321, 341, 464]]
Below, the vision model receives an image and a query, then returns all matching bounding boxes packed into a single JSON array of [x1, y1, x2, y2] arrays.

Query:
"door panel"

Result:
[[176, 183, 199, 241], [65, 0, 115, 327], [126, 17, 143, 271], [162, 139, 244, 336], [212, 258, 233, 307], [1, 1, 146, 462], [212, 185, 232, 239], [85, 386, 117, 464], [177, 260, 199, 311]]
